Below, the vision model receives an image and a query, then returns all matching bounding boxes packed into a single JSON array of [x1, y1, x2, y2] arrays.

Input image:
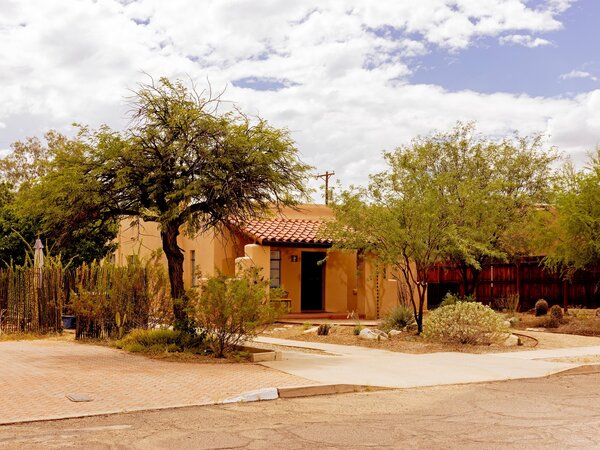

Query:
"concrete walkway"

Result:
[[255, 336, 600, 388]]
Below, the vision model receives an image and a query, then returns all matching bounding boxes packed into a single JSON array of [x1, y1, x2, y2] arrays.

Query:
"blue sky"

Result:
[[411, 0, 600, 97], [0, 0, 599, 196]]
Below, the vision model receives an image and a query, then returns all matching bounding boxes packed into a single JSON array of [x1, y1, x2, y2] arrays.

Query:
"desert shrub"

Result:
[[353, 325, 363, 335], [423, 301, 509, 345], [382, 304, 415, 331], [317, 324, 331, 335], [145, 250, 173, 328], [439, 292, 476, 308], [195, 268, 281, 357], [115, 328, 207, 353], [543, 316, 561, 329], [302, 321, 312, 330], [558, 318, 600, 336], [494, 293, 520, 313], [535, 299, 549, 316], [549, 304, 564, 321]]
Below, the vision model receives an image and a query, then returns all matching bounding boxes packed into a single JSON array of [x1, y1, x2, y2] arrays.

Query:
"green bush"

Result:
[[317, 324, 331, 336], [353, 325, 363, 336], [115, 328, 207, 354], [535, 299, 549, 316], [423, 301, 509, 345], [382, 305, 415, 331], [195, 268, 281, 357], [439, 292, 476, 308]]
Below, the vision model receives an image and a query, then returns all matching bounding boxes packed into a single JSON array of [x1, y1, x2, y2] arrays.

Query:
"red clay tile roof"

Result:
[[242, 219, 332, 247]]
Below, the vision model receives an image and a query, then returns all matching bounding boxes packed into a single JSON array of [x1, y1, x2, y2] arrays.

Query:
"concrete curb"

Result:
[[221, 388, 279, 404], [278, 384, 389, 398], [220, 383, 387, 405]]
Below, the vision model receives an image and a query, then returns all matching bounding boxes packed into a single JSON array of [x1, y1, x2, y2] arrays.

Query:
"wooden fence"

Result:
[[427, 257, 600, 310]]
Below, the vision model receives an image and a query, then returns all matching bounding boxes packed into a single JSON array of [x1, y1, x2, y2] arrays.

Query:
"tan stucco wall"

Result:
[[115, 219, 241, 289], [356, 257, 423, 319]]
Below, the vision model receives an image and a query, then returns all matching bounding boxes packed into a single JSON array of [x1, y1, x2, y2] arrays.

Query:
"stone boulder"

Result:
[[359, 328, 388, 340], [503, 334, 520, 346], [303, 326, 319, 334], [389, 329, 402, 337]]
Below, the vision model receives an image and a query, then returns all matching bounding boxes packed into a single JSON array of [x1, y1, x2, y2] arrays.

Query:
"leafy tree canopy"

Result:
[[24, 77, 311, 329], [326, 122, 559, 331], [543, 149, 600, 278], [0, 133, 118, 267]]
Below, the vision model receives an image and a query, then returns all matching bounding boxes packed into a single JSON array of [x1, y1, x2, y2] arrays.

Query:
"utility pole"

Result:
[[316, 171, 335, 204]]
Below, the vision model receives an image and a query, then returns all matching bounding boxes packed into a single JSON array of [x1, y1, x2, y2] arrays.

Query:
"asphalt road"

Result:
[[1, 369, 600, 449]]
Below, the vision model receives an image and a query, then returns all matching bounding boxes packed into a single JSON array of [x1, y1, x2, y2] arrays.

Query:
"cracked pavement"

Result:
[[1, 370, 599, 449]]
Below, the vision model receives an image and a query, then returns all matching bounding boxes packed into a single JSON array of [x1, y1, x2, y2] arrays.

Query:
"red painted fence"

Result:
[[427, 257, 600, 311]]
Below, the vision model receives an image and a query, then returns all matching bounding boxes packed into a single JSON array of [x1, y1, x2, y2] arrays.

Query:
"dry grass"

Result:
[[514, 309, 600, 337], [0, 332, 64, 342], [261, 324, 536, 354]]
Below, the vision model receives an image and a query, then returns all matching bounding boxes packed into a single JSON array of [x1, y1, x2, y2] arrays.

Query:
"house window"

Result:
[[191, 250, 197, 287], [270, 250, 281, 288]]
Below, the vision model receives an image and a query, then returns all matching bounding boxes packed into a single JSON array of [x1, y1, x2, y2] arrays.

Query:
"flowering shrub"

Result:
[[423, 301, 509, 345]]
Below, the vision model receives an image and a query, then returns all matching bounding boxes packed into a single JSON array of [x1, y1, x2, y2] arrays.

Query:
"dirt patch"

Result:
[[261, 324, 537, 354]]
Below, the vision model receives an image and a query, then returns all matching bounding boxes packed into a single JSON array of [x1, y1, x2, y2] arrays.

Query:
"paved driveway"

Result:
[[256, 336, 600, 388], [0, 340, 313, 425]]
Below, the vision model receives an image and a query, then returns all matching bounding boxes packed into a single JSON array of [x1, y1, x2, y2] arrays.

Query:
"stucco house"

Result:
[[115, 205, 416, 319]]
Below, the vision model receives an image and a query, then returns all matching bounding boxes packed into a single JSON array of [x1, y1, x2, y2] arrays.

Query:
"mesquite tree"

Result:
[[28, 77, 311, 330]]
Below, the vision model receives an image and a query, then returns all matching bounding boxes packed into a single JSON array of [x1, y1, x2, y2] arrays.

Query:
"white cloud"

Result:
[[0, 0, 597, 196], [499, 34, 552, 48], [560, 70, 598, 81]]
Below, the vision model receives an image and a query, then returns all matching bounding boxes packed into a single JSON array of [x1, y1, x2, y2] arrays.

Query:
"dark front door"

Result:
[[301, 252, 325, 311]]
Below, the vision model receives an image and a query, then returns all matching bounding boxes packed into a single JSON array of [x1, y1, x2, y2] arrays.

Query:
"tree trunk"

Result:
[[160, 221, 190, 331], [416, 283, 427, 334], [458, 263, 480, 297]]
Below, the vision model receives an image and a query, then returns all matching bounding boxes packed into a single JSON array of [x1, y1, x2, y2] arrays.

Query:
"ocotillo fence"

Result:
[[0, 263, 165, 338], [0, 266, 64, 334]]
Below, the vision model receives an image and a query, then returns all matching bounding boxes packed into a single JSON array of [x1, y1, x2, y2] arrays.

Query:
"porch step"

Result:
[[283, 313, 365, 320]]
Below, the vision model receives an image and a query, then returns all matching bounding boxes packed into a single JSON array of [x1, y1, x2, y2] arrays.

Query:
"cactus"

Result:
[[116, 311, 128, 339], [317, 323, 331, 336]]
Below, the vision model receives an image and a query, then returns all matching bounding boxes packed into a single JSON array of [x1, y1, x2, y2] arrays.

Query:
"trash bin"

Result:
[[61, 315, 76, 329]]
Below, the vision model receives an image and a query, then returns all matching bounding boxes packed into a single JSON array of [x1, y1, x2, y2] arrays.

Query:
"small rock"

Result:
[[389, 329, 402, 337], [283, 324, 294, 328], [303, 326, 319, 334], [271, 327, 287, 333], [503, 334, 519, 346], [503, 320, 511, 328], [359, 328, 388, 340]]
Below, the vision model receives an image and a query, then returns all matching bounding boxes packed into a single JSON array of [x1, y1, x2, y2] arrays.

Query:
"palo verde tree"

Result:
[[543, 149, 600, 279], [29, 77, 311, 331], [426, 123, 559, 296], [326, 123, 558, 332], [326, 145, 455, 334]]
